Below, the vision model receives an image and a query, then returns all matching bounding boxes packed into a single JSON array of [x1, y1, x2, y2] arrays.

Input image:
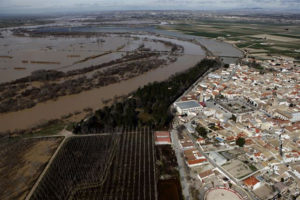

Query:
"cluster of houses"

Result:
[[171, 57, 300, 199]]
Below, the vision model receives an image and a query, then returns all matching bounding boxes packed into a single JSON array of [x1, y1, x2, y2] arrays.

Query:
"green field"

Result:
[[159, 20, 300, 59], [21, 121, 65, 138]]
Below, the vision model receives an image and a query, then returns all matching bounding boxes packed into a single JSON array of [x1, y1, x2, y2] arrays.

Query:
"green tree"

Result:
[[74, 59, 221, 134], [196, 126, 208, 138], [230, 115, 237, 122], [236, 137, 245, 147]]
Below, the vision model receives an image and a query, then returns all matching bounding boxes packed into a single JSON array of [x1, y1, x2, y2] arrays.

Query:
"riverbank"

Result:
[[0, 32, 205, 133], [74, 59, 221, 134]]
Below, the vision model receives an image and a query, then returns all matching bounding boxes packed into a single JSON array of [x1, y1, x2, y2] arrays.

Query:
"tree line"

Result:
[[74, 59, 221, 134]]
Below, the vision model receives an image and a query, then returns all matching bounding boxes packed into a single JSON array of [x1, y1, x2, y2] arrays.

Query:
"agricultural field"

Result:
[[0, 137, 63, 200], [159, 20, 300, 59], [31, 129, 156, 200]]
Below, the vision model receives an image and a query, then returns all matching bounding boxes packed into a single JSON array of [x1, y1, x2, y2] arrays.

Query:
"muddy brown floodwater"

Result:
[[0, 33, 205, 132], [0, 32, 159, 83]]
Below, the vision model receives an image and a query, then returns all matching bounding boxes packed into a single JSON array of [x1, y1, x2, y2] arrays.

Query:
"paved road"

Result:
[[171, 130, 191, 200], [25, 136, 67, 200]]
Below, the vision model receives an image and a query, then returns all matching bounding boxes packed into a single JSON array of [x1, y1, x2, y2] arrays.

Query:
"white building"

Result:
[[185, 123, 195, 134], [174, 100, 202, 115], [203, 108, 216, 117], [209, 152, 227, 166], [208, 73, 221, 79], [274, 109, 300, 122], [291, 112, 300, 122]]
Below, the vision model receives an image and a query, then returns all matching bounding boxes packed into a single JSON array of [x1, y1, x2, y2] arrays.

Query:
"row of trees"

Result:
[[32, 129, 156, 200], [31, 135, 117, 199], [75, 59, 221, 134]]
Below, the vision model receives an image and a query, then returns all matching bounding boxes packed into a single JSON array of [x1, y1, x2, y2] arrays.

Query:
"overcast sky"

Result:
[[0, 0, 299, 14]]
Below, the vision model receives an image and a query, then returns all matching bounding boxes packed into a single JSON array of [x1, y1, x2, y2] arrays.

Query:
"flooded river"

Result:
[[0, 31, 206, 132], [35, 25, 243, 62], [0, 24, 243, 132], [0, 32, 172, 83]]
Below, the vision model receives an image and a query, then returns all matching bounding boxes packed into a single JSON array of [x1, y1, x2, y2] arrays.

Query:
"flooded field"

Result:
[[33, 25, 243, 61], [0, 29, 205, 132], [0, 31, 180, 83], [0, 22, 243, 132]]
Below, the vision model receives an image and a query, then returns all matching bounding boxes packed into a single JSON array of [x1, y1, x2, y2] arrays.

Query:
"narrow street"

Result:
[[171, 129, 191, 200], [185, 131, 257, 200]]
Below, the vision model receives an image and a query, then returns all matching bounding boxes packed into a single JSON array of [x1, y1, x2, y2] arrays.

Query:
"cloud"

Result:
[[0, 0, 299, 14]]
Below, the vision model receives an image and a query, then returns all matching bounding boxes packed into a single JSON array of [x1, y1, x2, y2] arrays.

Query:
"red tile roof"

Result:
[[156, 137, 171, 143], [227, 136, 236, 141], [199, 170, 214, 179], [254, 152, 261, 157], [155, 131, 170, 137], [238, 132, 247, 138], [245, 139, 253, 145], [188, 159, 207, 165], [244, 176, 259, 187], [155, 131, 171, 144], [181, 142, 194, 148]]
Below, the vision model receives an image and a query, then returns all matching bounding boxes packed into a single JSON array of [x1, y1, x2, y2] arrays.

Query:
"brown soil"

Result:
[[0, 137, 63, 200], [158, 179, 183, 200]]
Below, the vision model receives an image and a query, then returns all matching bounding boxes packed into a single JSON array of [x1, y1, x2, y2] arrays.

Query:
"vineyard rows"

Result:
[[31, 128, 156, 200]]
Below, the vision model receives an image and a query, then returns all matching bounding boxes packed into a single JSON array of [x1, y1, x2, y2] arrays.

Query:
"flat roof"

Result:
[[199, 170, 214, 179], [175, 100, 201, 110], [156, 137, 171, 143], [216, 137, 225, 142], [154, 131, 170, 137], [184, 148, 203, 160], [181, 141, 194, 148]]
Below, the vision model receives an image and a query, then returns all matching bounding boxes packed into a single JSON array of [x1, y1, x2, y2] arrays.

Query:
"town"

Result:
[[1, 8, 299, 200], [155, 56, 300, 200]]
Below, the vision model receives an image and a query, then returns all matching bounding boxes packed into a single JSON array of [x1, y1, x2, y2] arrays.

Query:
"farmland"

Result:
[[31, 129, 156, 200], [0, 137, 63, 200], [159, 20, 300, 59]]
